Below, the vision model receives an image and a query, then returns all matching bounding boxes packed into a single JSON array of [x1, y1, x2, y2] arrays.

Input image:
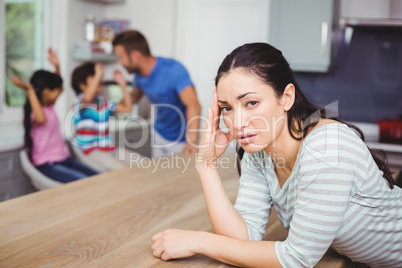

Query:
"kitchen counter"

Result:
[[0, 153, 353, 267], [366, 142, 402, 154], [351, 122, 402, 169]]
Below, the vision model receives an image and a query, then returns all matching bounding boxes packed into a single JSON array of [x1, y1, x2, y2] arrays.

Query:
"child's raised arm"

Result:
[[48, 47, 60, 75], [12, 76, 46, 124], [82, 63, 103, 103], [113, 69, 132, 114]]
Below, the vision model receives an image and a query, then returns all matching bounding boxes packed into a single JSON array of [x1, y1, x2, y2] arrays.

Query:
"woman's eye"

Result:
[[220, 106, 231, 112], [246, 101, 258, 107]]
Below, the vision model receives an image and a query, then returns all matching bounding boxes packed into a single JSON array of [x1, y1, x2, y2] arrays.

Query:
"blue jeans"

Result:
[[36, 157, 98, 183]]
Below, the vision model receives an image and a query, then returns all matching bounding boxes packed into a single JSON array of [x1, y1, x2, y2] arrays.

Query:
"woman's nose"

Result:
[[233, 105, 246, 130]]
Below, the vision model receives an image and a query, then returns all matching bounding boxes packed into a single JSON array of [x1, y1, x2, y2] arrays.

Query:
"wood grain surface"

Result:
[[0, 153, 353, 267]]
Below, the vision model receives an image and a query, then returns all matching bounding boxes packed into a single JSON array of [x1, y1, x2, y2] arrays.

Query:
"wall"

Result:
[[101, 0, 177, 81], [104, 0, 176, 58]]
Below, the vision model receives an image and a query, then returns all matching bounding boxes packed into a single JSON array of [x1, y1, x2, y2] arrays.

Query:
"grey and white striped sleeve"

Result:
[[234, 152, 273, 241], [275, 128, 356, 267]]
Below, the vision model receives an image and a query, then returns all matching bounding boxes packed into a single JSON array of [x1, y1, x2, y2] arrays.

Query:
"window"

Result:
[[2, 0, 47, 108]]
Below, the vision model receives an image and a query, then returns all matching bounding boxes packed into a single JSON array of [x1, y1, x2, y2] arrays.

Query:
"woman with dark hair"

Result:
[[151, 43, 402, 267], [13, 48, 98, 183]]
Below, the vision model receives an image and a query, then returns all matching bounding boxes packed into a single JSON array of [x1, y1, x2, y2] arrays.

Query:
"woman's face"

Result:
[[217, 69, 289, 153]]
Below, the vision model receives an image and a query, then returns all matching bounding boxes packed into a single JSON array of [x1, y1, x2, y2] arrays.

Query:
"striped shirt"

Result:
[[72, 94, 116, 155], [234, 123, 402, 268]]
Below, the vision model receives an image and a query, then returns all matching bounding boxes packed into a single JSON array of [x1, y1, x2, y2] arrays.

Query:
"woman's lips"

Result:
[[237, 134, 257, 144]]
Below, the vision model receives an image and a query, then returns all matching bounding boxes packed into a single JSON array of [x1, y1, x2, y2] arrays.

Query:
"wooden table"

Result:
[[0, 153, 353, 267]]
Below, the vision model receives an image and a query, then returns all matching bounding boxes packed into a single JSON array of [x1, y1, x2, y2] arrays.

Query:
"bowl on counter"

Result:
[[376, 118, 402, 145]]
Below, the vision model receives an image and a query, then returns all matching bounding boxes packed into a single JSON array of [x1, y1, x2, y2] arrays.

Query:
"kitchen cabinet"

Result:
[[0, 149, 36, 202], [268, 0, 338, 72]]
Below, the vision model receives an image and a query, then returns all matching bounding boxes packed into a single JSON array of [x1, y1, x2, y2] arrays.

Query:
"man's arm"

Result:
[[179, 85, 201, 153], [130, 88, 144, 104], [113, 70, 133, 114]]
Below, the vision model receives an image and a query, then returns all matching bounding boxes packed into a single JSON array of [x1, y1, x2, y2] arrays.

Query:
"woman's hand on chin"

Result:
[[151, 229, 202, 261]]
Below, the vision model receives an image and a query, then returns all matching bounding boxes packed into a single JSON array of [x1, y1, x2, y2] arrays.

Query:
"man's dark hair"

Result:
[[112, 30, 151, 56], [71, 62, 95, 95]]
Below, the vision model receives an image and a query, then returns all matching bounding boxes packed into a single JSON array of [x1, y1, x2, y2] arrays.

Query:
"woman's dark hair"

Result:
[[24, 70, 63, 161], [71, 62, 95, 95], [215, 43, 395, 188]]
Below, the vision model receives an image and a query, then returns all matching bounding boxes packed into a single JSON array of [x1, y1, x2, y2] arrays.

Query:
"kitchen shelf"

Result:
[[72, 50, 117, 62], [339, 18, 402, 28], [79, 0, 125, 3]]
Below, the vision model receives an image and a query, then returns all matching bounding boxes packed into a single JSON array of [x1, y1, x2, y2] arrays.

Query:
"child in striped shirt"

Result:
[[71, 62, 135, 170], [151, 43, 402, 267]]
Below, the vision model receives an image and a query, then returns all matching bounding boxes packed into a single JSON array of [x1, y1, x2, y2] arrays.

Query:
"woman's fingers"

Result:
[[151, 229, 196, 261], [212, 87, 222, 130], [151, 234, 164, 258], [152, 232, 162, 242], [152, 245, 164, 257], [151, 232, 166, 258], [212, 86, 219, 117]]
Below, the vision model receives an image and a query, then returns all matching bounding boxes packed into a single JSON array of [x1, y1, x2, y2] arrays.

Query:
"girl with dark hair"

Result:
[[151, 43, 402, 267], [12, 48, 98, 183]]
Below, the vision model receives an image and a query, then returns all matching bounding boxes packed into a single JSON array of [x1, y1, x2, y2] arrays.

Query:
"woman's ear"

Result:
[[280, 83, 295, 112]]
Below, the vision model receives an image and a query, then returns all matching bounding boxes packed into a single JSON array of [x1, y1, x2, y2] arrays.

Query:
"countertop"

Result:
[[0, 153, 352, 267]]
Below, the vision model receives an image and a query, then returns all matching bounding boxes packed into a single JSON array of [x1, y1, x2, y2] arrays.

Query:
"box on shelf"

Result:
[[73, 19, 128, 61], [95, 19, 129, 42]]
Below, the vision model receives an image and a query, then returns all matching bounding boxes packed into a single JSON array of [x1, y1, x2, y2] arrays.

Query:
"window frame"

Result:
[[0, 0, 50, 124]]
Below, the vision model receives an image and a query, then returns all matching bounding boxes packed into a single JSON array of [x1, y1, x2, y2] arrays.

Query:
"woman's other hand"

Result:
[[151, 229, 200, 261]]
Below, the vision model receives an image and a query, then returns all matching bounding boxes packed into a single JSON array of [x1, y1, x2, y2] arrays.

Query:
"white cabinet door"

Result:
[[269, 0, 335, 72], [175, 0, 270, 118]]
